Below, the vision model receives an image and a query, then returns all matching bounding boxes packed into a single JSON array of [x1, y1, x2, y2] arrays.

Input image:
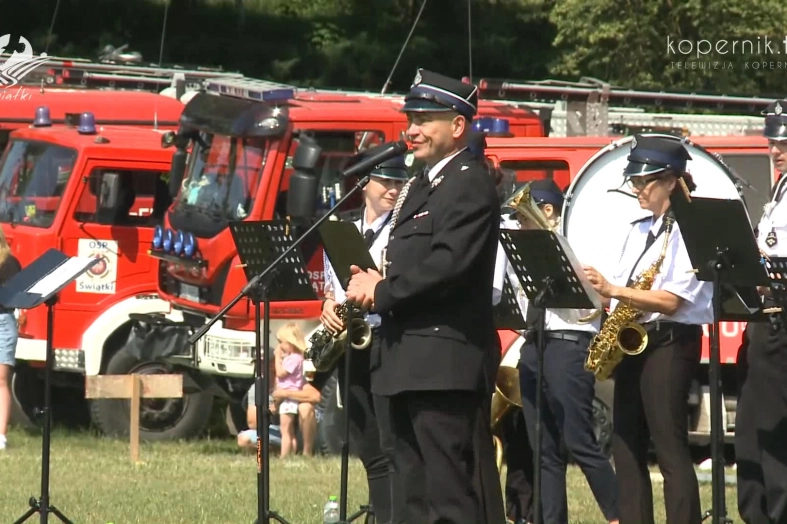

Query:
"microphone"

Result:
[[341, 140, 409, 178]]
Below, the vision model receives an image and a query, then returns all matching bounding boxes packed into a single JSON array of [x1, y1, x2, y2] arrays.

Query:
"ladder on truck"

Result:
[[1, 53, 244, 94], [472, 77, 774, 137]]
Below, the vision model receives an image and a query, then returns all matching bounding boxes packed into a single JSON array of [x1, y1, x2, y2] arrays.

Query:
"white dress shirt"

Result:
[[496, 215, 601, 333], [609, 213, 713, 325], [324, 208, 392, 328], [756, 174, 787, 258]]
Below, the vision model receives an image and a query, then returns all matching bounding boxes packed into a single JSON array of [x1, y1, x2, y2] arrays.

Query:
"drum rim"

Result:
[[560, 133, 747, 238]]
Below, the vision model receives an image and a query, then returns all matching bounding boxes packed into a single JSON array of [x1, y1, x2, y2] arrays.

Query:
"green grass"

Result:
[[1, 427, 738, 523]]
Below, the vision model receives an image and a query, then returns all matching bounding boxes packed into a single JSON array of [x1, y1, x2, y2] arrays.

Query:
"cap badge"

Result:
[[413, 71, 422, 86], [631, 136, 638, 149], [776, 101, 783, 116]]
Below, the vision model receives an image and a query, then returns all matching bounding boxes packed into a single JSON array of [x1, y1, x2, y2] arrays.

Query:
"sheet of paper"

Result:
[[27, 256, 99, 297]]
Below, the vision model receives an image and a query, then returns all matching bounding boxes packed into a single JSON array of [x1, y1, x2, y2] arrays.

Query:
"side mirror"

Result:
[[287, 139, 322, 224], [169, 149, 188, 198], [99, 173, 120, 210]]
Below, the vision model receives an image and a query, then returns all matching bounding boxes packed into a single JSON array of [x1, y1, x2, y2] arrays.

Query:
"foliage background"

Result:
[[6, 0, 787, 99]]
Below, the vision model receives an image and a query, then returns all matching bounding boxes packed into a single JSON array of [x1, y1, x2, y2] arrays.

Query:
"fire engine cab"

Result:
[[4, 110, 178, 427]]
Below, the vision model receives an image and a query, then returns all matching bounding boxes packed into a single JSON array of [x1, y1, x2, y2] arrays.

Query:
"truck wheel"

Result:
[[10, 366, 41, 429], [316, 373, 358, 456], [89, 348, 213, 441]]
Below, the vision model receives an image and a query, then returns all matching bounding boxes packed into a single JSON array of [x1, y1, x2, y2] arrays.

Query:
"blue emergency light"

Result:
[[472, 117, 512, 137], [78, 112, 97, 135], [162, 228, 174, 252], [204, 78, 296, 102], [152, 225, 164, 250], [33, 106, 52, 127], [173, 230, 185, 256], [183, 232, 197, 258]]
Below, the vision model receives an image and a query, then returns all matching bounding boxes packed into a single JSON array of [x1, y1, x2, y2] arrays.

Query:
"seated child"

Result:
[[273, 322, 307, 458]]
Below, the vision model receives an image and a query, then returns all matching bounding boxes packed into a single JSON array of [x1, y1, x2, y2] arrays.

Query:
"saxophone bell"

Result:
[[617, 323, 648, 355]]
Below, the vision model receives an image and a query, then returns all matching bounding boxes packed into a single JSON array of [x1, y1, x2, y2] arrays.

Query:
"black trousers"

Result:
[[519, 333, 619, 524], [387, 389, 500, 524], [501, 409, 534, 523], [736, 320, 787, 524], [336, 331, 404, 524], [612, 323, 702, 524]]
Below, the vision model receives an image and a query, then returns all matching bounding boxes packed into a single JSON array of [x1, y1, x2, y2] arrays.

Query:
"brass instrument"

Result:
[[306, 299, 372, 372], [490, 366, 522, 472], [585, 217, 675, 381]]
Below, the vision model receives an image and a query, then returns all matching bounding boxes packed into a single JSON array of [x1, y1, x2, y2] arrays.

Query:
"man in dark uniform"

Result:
[[735, 99, 787, 524], [346, 69, 504, 524]]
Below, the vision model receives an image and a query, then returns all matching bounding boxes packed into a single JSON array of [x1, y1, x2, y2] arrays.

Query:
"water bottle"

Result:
[[323, 495, 340, 523]]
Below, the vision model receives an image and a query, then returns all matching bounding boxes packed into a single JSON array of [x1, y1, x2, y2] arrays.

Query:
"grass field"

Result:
[[1, 426, 739, 524]]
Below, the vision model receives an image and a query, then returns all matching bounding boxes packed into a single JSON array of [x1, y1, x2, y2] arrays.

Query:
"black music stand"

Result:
[[494, 270, 528, 331], [317, 220, 378, 524], [4, 248, 100, 524], [229, 220, 318, 524], [670, 195, 769, 524], [499, 229, 602, 524]]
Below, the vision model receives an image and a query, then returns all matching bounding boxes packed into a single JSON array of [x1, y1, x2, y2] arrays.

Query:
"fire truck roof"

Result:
[[1, 89, 185, 129], [11, 122, 175, 160]]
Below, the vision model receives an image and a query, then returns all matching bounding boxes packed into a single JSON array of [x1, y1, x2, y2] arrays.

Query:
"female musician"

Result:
[[583, 135, 712, 524], [319, 157, 407, 524]]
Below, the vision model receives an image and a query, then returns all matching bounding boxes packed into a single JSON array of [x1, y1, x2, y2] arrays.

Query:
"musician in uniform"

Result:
[[320, 157, 408, 524], [346, 69, 503, 524], [501, 179, 619, 524], [582, 135, 711, 524], [735, 99, 787, 524]]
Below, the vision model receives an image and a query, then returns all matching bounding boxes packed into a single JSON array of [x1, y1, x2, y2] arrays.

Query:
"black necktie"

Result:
[[644, 230, 657, 252], [363, 228, 375, 248]]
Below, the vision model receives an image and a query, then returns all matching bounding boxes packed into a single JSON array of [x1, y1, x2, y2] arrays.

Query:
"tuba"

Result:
[[306, 300, 372, 373], [490, 366, 522, 472], [585, 216, 674, 381]]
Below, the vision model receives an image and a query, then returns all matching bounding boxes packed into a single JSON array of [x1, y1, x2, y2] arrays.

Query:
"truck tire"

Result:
[[316, 373, 358, 456], [89, 348, 213, 441]]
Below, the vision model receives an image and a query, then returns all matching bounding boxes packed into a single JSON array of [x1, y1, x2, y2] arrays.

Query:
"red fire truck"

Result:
[[82, 77, 546, 444]]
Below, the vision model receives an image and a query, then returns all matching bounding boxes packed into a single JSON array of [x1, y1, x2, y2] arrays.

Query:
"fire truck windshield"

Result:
[[169, 133, 269, 238], [0, 139, 77, 228]]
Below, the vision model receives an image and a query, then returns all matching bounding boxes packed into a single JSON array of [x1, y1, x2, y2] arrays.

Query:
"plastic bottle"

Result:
[[323, 495, 340, 523]]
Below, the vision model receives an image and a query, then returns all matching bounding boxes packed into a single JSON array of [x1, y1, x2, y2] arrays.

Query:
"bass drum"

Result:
[[560, 133, 747, 273]]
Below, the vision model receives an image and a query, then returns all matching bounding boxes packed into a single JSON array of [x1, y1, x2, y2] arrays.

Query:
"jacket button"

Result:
[[390, 236, 395, 240], [434, 327, 439, 332]]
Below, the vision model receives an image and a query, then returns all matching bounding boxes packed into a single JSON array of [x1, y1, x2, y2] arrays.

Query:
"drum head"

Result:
[[560, 133, 745, 275]]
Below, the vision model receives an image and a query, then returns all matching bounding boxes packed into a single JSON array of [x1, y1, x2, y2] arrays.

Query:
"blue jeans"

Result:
[[0, 312, 18, 366]]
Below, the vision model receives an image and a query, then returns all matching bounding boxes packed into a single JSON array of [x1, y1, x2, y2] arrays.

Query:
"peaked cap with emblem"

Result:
[[370, 156, 409, 181], [502, 178, 564, 217], [624, 134, 692, 177], [402, 69, 479, 121], [762, 99, 787, 141]]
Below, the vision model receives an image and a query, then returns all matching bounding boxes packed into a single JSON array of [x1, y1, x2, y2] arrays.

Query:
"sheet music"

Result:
[[27, 256, 98, 297], [554, 233, 604, 311]]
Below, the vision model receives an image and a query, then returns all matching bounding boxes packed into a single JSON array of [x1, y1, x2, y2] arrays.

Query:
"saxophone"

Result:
[[306, 299, 372, 373], [585, 217, 674, 381]]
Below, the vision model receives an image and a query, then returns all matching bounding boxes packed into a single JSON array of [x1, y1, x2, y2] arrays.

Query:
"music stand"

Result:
[[229, 220, 318, 524], [499, 229, 602, 524], [494, 272, 528, 331], [3, 248, 100, 524], [669, 195, 769, 524], [318, 220, 378, 524]]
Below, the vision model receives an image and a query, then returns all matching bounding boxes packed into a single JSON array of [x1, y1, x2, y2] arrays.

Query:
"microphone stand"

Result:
[[189, 175, 372, 524]]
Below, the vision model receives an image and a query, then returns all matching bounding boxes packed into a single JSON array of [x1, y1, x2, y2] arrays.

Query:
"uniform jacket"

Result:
[[371, 149, 501, 395]]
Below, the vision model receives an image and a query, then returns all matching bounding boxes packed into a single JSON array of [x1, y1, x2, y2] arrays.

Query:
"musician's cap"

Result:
[[529, 178, 564, 208], [402, 69, 478, 121], [623, 134, 692, 177], [762, 100, 787, 141], [370, 156, 409, 181]]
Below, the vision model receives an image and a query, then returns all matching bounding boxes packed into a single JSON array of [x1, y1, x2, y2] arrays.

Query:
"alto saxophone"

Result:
[[306, 299, 373, 373], [585, 217, 674, 381]]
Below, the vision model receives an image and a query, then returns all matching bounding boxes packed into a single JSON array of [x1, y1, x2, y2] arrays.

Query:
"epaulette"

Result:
[[631, 215, 651, 225]]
